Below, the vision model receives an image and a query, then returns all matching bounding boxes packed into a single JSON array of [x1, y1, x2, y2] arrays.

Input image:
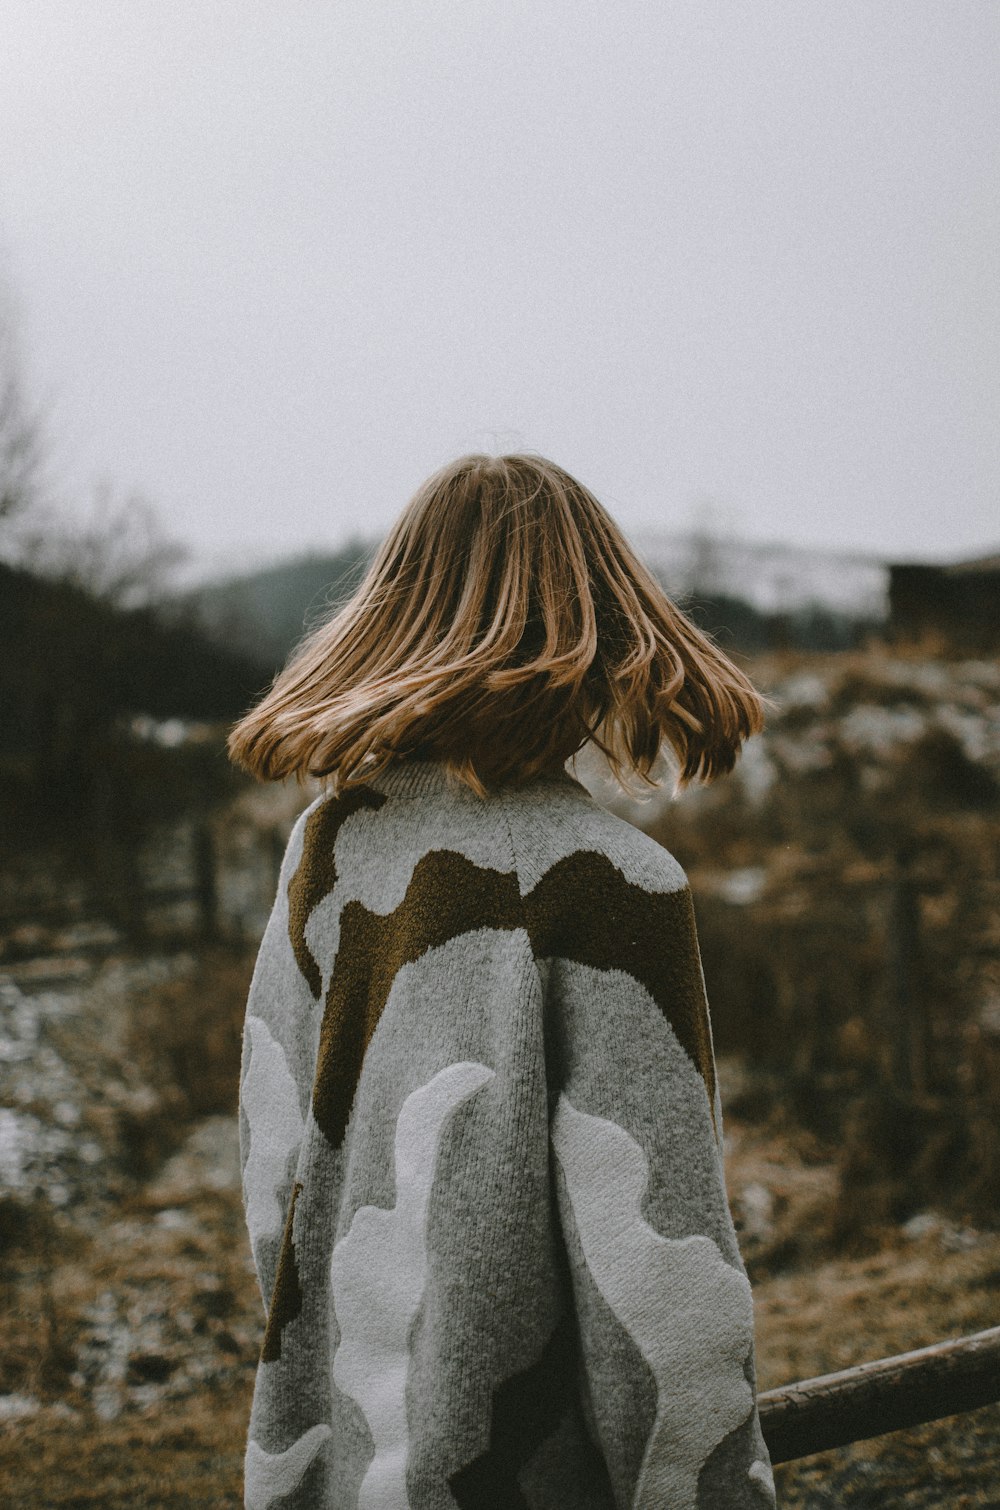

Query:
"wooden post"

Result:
[[759, 1325, 1000, 1464], [193, 820, 218, 942], [886, 856, 926, 1095]]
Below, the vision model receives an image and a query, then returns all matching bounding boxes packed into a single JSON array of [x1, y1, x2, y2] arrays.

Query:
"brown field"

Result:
[[1, 1102, 997, 1508], [2, 646, 998, 1505]]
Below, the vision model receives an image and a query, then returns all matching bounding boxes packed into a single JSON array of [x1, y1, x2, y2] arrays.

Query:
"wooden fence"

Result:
[[760, 1325, 1000, 1463], [0, 819, 283, 953]]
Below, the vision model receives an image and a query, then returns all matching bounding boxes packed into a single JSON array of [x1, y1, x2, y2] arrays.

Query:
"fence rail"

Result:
[[759, 1325, 1000, 1463]]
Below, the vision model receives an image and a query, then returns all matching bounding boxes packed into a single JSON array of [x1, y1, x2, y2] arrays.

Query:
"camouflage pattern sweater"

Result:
[[238, 754, 777, 1509]]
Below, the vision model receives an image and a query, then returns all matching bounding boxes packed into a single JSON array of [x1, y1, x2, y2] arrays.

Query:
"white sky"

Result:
[[0, 0, 997, 575]]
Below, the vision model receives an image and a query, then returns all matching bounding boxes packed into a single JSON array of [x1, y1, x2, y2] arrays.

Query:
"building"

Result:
[[888, 551, 1000, 654]]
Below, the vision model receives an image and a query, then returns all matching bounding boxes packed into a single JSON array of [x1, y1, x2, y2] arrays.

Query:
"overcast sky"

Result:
[[1, 1, 997, 577]]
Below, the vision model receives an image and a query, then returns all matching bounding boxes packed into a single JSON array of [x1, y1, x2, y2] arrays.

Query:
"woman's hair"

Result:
[[227, 452, 768, 798]]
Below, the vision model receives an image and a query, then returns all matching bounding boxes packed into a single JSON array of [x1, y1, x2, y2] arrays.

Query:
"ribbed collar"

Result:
[[361, 755, 587, 801]]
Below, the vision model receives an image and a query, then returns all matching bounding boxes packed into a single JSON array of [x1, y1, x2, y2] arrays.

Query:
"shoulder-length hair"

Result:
[[227, 452, 768, 798]]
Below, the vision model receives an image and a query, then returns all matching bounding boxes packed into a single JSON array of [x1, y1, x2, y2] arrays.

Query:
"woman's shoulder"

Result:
[[282, 772, 690, 917], [500, 777, 689, 901]]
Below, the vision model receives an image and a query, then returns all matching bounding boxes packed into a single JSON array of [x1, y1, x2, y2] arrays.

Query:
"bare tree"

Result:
[[18, 478, 188, 608], [0, 271, 185, 606], [680, 494, 734, 600], [0, 293, 47, 534]]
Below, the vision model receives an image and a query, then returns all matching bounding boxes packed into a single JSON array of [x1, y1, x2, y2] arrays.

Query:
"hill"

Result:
[[181, 538, 374, 672], [183, 528, 888, 665], [0, 559, 273, 845]]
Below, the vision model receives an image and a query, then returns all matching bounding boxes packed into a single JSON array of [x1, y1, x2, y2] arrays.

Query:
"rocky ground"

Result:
[[0, 946, 998, 1507], [728, 1111, 1000, 1507]]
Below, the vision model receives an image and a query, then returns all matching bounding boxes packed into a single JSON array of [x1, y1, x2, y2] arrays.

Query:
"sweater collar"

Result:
[[360, 755, 586, 800]]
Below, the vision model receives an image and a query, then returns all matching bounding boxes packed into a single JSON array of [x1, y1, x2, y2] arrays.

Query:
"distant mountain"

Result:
[[179, 538, 376, 672], [180, 527, 893, 671], [630, 528, 889, 620], [0, 558, 274, 840]]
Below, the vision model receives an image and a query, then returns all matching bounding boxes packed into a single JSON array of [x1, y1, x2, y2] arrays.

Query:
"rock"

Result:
[[902, 1211, 941, 1240], [737, 1182, 776, 1243], [0, 1393, 41, 1423]]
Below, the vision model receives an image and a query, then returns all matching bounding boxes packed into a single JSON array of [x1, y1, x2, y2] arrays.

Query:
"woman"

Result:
[[229, 452, 777, 1509]]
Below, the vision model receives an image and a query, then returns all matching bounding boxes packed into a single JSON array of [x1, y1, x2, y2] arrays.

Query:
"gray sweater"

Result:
[[239, 755, 776, 1509]]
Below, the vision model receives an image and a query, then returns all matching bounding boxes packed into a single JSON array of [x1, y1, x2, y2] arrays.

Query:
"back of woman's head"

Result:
[[227, 451, 767, 797]]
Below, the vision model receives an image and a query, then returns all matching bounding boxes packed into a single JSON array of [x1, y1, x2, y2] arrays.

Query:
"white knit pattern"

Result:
[[330, 1061, 495, 1509], [552, 1095, 761, 1509]]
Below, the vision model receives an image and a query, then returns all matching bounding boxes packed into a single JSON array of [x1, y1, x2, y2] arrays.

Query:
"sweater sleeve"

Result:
[[238, 800, 320, 1315], [543, 875, 776, 1510]]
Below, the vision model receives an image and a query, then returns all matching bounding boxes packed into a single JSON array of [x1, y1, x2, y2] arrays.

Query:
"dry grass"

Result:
[[1, 1112, 997, 1508], [774, 1407, 1000, 1509], [733, 1120, 1000, 1507], [124, 945, 257, 1123], [0, 1387, 251, 1508]]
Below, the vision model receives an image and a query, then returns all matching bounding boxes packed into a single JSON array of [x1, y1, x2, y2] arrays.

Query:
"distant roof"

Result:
[[945, 551, 1000, 575], [889, 549, 1000, 576]]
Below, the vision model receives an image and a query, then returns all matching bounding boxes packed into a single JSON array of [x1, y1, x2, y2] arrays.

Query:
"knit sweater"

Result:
[[238, 754, 776, 1510]]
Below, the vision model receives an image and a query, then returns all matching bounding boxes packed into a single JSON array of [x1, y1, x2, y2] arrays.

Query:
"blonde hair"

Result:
[[228, 452, 767, 798]]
